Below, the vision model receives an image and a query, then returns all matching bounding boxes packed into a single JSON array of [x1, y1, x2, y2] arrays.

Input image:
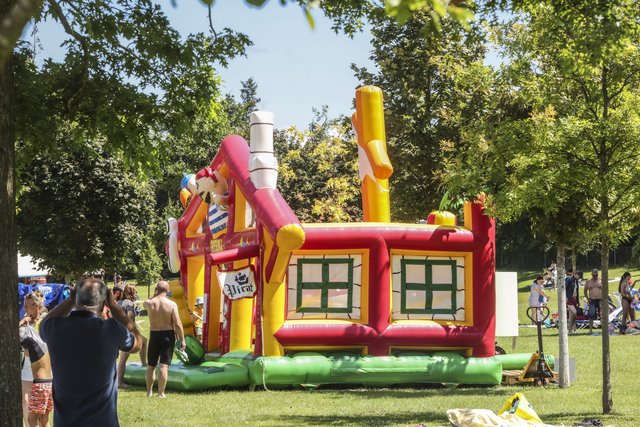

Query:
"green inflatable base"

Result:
[[249, 352, 502, 387], [124, 361, 249, 391], [124, 352, 548, 391], [494, 353, 555, 370]]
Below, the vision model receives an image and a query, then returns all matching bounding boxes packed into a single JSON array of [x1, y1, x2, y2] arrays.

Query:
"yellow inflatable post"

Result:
[[261, 229, 286, 357], [186, 256, 204, 313], [228, 186, 254, 352], [167, 279, 195, 336], [353, 86, 393, 223], [206, 269, 222, 352]]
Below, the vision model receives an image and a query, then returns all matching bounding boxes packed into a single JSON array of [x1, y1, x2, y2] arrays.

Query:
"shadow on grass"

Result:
[[542, 411, 624, 426], [276, 408, 630, 427], [310, 385, 510, 398], [274, 410, 446, 426]]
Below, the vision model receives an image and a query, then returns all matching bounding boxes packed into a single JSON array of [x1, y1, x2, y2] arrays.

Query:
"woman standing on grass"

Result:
[[618, 272, 638, 335], [529, 276, 550, 322], [117, 284, 148, 387], [20, 291, 48, 426]]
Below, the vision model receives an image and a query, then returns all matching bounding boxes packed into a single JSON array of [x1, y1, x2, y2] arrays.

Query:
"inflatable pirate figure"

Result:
[[194, 167, 230, 239]]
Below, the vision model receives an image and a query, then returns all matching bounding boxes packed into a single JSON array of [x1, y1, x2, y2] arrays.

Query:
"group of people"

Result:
[[19, 278, 186, 426], [529, 266, 640, 335], [565, 268, 603, 335]]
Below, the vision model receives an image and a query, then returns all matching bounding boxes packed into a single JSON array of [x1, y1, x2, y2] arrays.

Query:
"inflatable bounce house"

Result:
[[125, 86, 546, 390]]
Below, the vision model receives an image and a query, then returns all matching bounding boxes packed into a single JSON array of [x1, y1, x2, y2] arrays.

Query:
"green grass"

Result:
[[117, 268, 640, 426]]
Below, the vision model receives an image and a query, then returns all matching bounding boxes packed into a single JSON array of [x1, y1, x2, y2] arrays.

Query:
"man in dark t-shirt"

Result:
[[41, 277, 142, 427]]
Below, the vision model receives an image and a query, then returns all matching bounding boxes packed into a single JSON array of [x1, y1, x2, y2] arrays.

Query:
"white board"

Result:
[[495, 272, 519, 337]]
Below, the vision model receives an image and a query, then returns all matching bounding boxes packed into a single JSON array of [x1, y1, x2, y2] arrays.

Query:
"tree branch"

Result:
[[608, 68, 640, 102], [584, 203, 598, 216], [47, 0, 89, 111], [0, 0, 44, 67], [207, 3, 219, 44], [568, 74, 599, 122]]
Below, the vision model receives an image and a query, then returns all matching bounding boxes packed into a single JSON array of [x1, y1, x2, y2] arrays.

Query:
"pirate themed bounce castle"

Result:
[[125, 86, 536, 390]]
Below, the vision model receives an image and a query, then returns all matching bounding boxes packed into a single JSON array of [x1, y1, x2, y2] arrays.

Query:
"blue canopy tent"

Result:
[[18, 283, 71, 319]]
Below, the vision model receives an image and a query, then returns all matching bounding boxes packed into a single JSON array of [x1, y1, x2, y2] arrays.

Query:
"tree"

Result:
[[224, 78, 262, 137], [276, 108, 361, 222], [17, 140, 156, 279], [0, 1, 20, 420], [441, 1, 640, 412], [1, 1, 251, 421], [353, 11, 486, 221]]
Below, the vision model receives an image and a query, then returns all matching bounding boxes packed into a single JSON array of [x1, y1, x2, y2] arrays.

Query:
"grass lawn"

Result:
[[117, 268, 640, 426]]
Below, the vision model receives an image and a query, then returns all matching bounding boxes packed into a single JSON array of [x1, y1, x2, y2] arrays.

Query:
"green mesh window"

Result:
[[296, 258, 353, 313], [400, 259, 457, 315]]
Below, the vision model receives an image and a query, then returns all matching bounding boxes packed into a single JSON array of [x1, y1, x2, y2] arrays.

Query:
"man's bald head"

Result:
[[155, 281, 170, 294]]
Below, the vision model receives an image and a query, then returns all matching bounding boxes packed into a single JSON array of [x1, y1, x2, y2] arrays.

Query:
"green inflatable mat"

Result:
[[249, 352, 502, 386], [125, 352, 552, 391], [124, 362, 249, 391]]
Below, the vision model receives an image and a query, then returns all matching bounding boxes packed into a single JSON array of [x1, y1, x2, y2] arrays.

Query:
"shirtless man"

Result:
[[19, 324, 53, 426], [584, 268, 603, 335], [144, 281, 185, 397]]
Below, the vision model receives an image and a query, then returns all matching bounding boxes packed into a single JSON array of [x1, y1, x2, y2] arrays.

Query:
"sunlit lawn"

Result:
[[117, 268, 640, 426]]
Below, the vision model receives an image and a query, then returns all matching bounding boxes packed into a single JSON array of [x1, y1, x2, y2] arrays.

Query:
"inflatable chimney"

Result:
[[249, 111, 278, 189]]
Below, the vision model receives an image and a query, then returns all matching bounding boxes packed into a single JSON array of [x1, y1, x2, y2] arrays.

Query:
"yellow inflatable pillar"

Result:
[[229, 267, 254, 351], [186, 256, 204, 311], [167, 279, 195, 336], [353, 86, 393, 223], [227, 184, 254, 352], [206, 269, 222, 352], [261, 229, 285, 356]]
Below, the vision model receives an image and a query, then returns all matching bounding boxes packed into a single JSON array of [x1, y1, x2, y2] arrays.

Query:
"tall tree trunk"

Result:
[[600, 64, 612, 414], [570, 250, 577, 272], [601, 234, 612, 413], [556, 245, 570, 388], [0, 3, 21, 422]]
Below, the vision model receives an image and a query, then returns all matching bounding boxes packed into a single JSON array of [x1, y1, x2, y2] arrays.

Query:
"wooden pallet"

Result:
[[502, 369, 524, 385]]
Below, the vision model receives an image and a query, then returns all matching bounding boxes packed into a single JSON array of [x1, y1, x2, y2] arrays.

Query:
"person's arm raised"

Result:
[[106, 290, 142, 353], [45, 286, 76, 318]]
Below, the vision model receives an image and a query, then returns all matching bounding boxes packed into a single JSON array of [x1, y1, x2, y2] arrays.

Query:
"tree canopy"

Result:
[[353, 10, 486, 221], [439, 0, 640, 412]]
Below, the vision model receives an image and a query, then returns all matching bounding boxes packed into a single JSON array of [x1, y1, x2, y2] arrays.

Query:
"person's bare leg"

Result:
[[22, 381, 31, 426], [39, 413, 50, 427], [140, 336, 148, 367], [157, 363, 169, 397], [621, 300, 630, 334], [145, 366, 155, 397], [568, 305, 577, 334], [27, 412, 38, 427], [117, 351, 130, 387]]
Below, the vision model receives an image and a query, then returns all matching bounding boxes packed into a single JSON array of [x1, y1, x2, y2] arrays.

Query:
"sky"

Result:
[[27, 1, 375, 130], [27, 2, 502, 130], [170, 1, 376, 129]]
